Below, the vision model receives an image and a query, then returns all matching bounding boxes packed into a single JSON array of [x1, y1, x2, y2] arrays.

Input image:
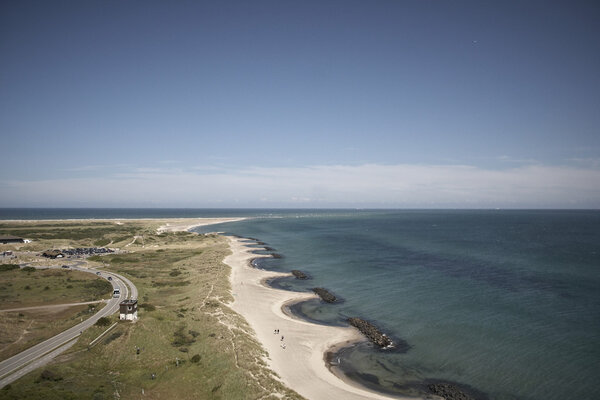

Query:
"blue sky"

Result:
[[1, 1, 599, 208]]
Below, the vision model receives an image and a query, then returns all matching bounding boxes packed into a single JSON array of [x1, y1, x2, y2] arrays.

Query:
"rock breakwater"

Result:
[[291, 270, 308, 279], [312, 287, 337, 303], [428, 383, 475, 400], [347, 318, 393, 348]]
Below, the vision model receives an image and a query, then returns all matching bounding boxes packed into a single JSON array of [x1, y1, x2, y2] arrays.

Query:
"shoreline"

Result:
[[224, 236, 412, 400], [2, 217, 412, 398]]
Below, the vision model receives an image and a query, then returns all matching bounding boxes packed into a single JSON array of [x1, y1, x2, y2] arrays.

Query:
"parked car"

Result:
[[96, 272, 101, 275], [107, 276, 112, 281], [61, 265, 69, 268]]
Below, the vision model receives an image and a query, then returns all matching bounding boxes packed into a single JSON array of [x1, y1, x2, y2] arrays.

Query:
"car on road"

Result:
[[61, 265, 69, 268], [107, 276, 112, 280], [96, 271, 101, 275]]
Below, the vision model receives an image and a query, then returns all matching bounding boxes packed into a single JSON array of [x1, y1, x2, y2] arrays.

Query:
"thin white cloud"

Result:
[[496, 155, 539, 164], [1, 163, 599, 208], [568, 158, 600, 168], [60, 163, 134, 172]]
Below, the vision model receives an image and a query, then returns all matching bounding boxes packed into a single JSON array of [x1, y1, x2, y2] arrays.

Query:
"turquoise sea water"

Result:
[[2, 209, 599, 399], [193, 210, 600, 400]]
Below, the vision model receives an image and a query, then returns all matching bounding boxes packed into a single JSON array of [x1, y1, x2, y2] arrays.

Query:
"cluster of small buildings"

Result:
[[61, 247, 114, 256], [42, 247, 114, 259], [2, 234, 140, 324]]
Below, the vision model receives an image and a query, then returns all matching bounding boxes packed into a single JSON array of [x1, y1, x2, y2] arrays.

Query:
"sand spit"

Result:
[[155, 217, 246, 233]]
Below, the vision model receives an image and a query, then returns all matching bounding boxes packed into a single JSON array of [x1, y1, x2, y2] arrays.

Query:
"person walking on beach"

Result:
[[281, 335, 284, 341]]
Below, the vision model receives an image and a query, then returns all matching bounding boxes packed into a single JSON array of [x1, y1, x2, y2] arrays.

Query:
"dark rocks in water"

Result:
[[245, 237, 267, 245], [312, 287, 337, 303], [263, 246, 275, 251], [271, 253, 283, 259], [356, 372, 380, 385], [347, 317, 393, 348], [428, 383, 475, 400], [291, 270, 308, 279]]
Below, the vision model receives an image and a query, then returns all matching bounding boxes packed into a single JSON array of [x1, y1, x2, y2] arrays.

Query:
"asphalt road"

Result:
[[0, 263, 137, 388]]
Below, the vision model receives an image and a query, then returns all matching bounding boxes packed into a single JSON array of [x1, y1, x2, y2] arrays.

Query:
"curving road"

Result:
[[0, 263, 137, 388]]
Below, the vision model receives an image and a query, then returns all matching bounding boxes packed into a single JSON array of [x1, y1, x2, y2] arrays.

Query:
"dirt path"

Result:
[[0, 300, 108, 313]]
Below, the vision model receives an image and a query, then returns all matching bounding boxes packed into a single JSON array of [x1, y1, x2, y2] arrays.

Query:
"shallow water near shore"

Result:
[[195, 210, 600, 400]]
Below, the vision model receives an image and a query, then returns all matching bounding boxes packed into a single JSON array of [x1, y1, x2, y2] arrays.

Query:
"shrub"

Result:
[[95, 317, 111, 327], [0, 264, 19, 272], [172, 324, 195, 346], [85, 279, 113, 296], [103, 331, 122, 345], [24, 285, 31, 290], [139, 303, 156, 311], [21, 266, 36, 273], [40, 369, 62, 381], [191, 354, 201, 363]]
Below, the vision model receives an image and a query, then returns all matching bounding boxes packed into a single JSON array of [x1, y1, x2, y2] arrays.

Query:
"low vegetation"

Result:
[[0, 303, 106, 361], [95, 317, 111, 327], [0, 220, 302, 400], [0, 268, 111, 310], [0, 264, 19, 272]]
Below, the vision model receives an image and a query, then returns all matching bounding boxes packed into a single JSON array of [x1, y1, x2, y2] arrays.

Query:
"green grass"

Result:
[[0, 220, 157, 251], [0, 269, 112, 309], [0, 221, 303, 400], [0, 266, 113, 362], [0, 303, 107, 362], [0, 264, 19, 272]]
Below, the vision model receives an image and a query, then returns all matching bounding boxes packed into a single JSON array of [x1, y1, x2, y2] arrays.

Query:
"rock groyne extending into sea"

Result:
[[347, 317, 393, 348]]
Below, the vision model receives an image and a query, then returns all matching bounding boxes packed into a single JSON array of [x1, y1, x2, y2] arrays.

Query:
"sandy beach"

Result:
[[154, 217, 247, 233], [224, 236, 410, 400]]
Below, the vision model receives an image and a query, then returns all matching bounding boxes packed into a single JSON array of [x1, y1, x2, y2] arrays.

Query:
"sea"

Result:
[[2, 208, 599, 400]]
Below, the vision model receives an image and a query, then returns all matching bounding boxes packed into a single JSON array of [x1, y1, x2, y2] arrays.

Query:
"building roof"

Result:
[[120, 299, 138, 305]]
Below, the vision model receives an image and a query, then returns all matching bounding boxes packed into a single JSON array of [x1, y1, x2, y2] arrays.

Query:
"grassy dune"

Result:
[[0, 268, 112, 309], [0, 221, 302, 400], [0, 267, 112, 362]]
